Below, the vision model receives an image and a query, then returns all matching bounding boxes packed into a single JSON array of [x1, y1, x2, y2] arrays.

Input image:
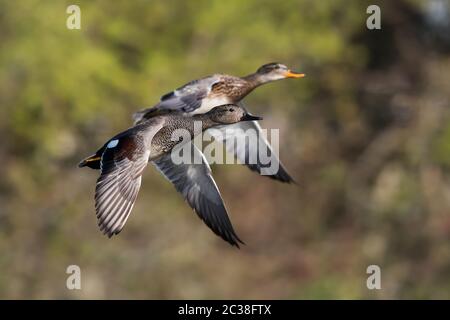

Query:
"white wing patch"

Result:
[[107, 139, 119, 149]]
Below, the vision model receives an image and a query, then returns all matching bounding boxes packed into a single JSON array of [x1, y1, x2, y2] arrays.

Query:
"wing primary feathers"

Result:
[[153, 143, 243, 247], [94, 134, 149, 237]]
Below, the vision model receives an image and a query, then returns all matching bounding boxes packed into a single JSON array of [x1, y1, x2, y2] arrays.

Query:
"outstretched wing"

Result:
[[95, 135, 149, 237], [153, 143, 243, 247], [133, 75, 222, 124], [208, 104, 295, 183]]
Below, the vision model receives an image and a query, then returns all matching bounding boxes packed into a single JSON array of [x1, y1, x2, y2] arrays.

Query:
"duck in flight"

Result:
[[133, 62, 305, 183], [79, 104, 262, 247]]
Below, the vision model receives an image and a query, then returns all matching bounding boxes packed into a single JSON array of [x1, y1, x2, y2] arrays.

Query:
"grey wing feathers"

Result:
[[95, 141, 149, 237], [152, 143, 243, 247], [208, 110, 295, 183], [159, 76, 222, 112], [132, 75, 222, 123]]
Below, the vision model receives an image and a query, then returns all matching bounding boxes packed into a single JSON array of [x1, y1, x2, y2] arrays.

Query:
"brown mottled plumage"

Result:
[[208, 76, 253, 101]]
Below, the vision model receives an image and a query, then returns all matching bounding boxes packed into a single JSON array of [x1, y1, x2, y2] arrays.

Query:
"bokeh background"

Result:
[[1, 0, 449, 299]]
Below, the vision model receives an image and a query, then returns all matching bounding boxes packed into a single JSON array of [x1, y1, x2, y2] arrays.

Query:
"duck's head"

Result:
[[207, 104, 263, 124], [254, 62, 305, 83]]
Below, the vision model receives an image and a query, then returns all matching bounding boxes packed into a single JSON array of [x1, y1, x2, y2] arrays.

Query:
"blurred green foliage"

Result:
[[0, 0, 449, 299]]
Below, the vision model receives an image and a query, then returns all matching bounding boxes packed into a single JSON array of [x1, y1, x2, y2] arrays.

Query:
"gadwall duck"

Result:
[[79, 104, 262, 247]]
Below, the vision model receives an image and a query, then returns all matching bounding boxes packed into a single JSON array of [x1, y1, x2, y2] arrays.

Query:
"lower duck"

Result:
[[79, 104, 262, 247]]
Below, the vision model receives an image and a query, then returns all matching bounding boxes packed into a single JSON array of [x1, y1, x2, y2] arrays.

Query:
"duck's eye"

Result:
[[228, 108, 235, 112]]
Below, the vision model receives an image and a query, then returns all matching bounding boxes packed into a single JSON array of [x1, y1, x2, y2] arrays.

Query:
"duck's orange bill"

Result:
[[285, 70, 305, 78]]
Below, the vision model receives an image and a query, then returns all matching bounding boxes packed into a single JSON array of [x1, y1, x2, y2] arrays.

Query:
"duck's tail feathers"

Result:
[[78, 153, 102, 169], [132, 106, 156, 124], [132, 104, 172, 124]]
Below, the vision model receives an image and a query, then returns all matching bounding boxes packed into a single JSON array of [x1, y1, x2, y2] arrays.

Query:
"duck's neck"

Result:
[[191, 114, 219, 131], [242, 73, 267, 90]]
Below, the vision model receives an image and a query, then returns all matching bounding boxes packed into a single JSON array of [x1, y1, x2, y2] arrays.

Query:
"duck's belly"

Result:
[[187, 96, 232, 115]]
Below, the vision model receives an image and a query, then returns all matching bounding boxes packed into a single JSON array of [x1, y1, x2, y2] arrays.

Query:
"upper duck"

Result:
[[134, 62, 304, 119], [133, 63, 304, 184], [79, 104, 262, 247]]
